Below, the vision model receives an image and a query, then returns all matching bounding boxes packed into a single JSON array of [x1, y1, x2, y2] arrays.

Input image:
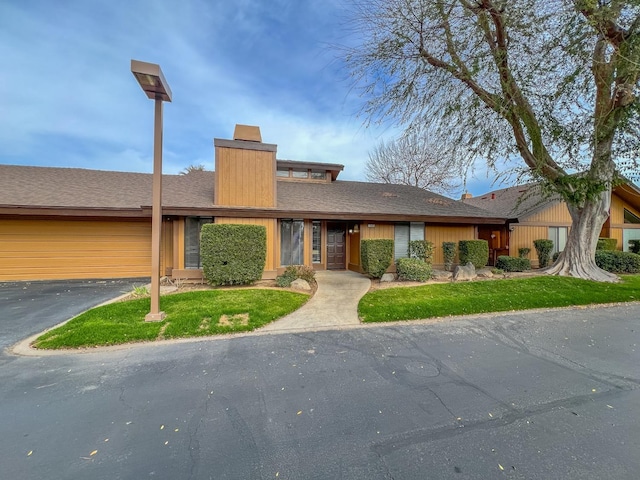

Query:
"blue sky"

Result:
[[0, 0, 501, 196]]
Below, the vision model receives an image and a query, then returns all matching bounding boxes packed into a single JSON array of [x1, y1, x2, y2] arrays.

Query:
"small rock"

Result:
[[453, 262, 477, 281], [380, 273, 396, 282], [290, 279, 311, 291], [477, 268, 493, 278], [431, 269, 452, 280]]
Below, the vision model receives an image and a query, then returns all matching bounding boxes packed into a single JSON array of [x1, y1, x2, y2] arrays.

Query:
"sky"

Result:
[[0, 0, 504, 197]]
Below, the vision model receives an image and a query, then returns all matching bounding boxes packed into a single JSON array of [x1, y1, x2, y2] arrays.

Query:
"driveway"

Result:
[[0, 279, 144, 353], [1, 292, 639, 479]]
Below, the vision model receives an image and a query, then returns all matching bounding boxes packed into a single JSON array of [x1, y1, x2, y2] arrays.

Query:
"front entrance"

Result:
[[326, 222, 346, 270]]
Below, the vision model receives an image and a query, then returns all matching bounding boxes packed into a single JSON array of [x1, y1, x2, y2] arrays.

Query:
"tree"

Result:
[[180, 164, 206, 174], [344, 0, 640, 282], [366, 131, 463, 195]]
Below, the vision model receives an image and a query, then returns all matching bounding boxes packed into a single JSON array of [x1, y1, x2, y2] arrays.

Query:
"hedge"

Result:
[[595, 250, 640, 274], [361, 239, 394, 278], [200, 224, 266, 286], [458, 240, 489, 269], [495, 255, 532, 272], [518, 247, 531, 258], [396, 258, 432, 282], [442, 242, 456, 271], [596, 238, 617, 251], [533, 239, 554, 268], [629, 239, 640, 254], [409, 240, 434, 263]]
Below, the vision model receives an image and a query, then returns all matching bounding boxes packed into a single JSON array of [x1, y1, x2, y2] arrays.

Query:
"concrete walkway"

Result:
[[260, 270, 371, 332]]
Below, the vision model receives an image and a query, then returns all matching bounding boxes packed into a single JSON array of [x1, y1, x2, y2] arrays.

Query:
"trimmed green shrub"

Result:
[[361, 239, 394, 278], [442, 242, 456, 271], [552, 251, 562, 262], [396, 258, 432, 282], [496, 255, 532, 272], [518, 247, 531, 258], [200, 224, 266, 286], [595, 250, 640, 273], [533, 239, 554, 268], [276, 265, 316, 287], [409, 240, 434, 263], [596, 238, 617, 251], [458, 240, 489, 269], [628, 239, 640, 254], [491, 268, 504, 275]]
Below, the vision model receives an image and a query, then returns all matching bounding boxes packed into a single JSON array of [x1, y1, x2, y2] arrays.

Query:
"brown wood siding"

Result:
[[508, 225, 549, 267], [360, 223, 394, 240], [0, 219, 154, 281], [215, 146, 276, 207], [349, 230, 361, 268], [610, 193, 640, 226], [214, 217, 277, 273], [524, 201, 572, 224], [426, 226, 475, 266]]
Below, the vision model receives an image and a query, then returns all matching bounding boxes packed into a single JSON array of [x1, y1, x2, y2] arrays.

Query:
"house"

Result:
[[463, 181, 640, 267], [0, 124, 506, 282]]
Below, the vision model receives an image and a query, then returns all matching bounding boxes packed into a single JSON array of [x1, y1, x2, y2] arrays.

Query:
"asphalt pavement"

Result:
[[0, 278, 639, 479]]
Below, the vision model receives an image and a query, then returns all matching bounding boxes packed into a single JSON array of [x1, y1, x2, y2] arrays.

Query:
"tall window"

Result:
[[281, 220, 304, 265], [394, 222, 425, 259], [312, 221, 322, 263], [548, 226, 568, 255], [185, 217, 213, 268]]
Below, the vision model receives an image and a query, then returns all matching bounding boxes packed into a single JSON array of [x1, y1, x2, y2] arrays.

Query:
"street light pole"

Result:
[[130, 60, 172, 322]]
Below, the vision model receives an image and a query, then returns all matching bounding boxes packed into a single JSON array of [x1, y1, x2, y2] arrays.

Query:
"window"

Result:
[[394, 222, 425, 260], [276, 167, 289, 177], [311, 170, 326, 180], [623, 228, 640, 252], [624, 209, 640, 224], [312, 221, 322, 263], [548, 226, 568, 255], [281, 220, 304, 265], [291, 168, 308, 179], [185, 217, 213, 268]]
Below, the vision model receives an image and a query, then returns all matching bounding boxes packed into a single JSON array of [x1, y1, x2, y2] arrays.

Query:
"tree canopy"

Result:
[[344, 0, 640, 281]]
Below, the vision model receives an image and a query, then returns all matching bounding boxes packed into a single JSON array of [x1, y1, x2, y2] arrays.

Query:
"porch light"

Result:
[[131, 59, 172, 322]]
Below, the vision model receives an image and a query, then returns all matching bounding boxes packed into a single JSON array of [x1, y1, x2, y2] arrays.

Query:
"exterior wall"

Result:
[[525, 201, 572, 224], [348, 231, 361, 272], [0, 218, 159, 281], [214, 144, 276, 208], [360, 222, 394, 240], [426, 225, 475, 267], [610, 193, 640, 251], [508, 225, 549, 268], [216, 217, 278, 279]]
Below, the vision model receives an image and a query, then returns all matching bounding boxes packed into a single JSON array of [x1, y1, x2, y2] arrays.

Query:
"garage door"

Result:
[[0, 219, 152, 281]]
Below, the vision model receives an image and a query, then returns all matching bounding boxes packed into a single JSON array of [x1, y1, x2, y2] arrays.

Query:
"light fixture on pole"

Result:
[[131, 59, 172, 322]]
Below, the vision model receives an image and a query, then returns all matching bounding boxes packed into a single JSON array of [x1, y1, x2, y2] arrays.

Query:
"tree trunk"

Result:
[[545, 188, 619, 282]]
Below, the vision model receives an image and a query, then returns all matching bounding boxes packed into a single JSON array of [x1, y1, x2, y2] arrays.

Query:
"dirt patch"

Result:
[[218, 313, 249, 327]]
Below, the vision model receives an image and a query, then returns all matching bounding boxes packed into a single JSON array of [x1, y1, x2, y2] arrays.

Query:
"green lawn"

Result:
[[34, 289, 308, 349], [359, 275, 640, 322]]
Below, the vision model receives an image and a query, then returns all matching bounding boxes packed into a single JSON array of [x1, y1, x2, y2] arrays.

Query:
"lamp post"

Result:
[[131, 60, 172, 322]]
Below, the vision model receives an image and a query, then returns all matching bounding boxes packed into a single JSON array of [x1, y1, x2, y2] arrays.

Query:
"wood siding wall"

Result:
[[215, 146, 276, 207], [525, 201, 572, 225], [426, 226, 475, 266], [0, 219, 158, 281], [360, 223, 394, 240], [215, 217, 277, 275], [508, 225, 549, 267]]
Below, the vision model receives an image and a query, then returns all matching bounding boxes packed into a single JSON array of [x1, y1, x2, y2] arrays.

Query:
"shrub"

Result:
[[518, 247, 531, 258], [442, 242, 456, 271], [458, 240, 489, 269], [275, 264, 316, 287], [552, 251, 562, 262], [596, 238, 617, 251], [396, 258, 432, 282], [495, 255, 532, 272], [533, 239, 554, 268], [628, 239, 640, 254], [409, 240, 434, 263], [361, 239, 394, 278], [491, 268, 504, 275], [595, 250, 640, 273], [200, 224, 266, 286]]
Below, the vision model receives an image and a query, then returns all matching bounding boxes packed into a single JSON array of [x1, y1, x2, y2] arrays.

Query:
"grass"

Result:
[[34, 289, 308, 349], [359, 275, 640, 323]]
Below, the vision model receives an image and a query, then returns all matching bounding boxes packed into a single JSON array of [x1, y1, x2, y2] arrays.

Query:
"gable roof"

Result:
[[0, 164, 504, 223], [462, 183, 558, 220]]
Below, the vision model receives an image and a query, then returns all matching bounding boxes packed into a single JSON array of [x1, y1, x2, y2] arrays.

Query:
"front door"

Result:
[[326, 223, 346, 270]]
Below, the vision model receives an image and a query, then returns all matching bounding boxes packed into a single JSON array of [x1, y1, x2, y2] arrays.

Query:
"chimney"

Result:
[[461, 192, 473, 200], [233, 124, 262, 142], [491, 193, 495, 200]]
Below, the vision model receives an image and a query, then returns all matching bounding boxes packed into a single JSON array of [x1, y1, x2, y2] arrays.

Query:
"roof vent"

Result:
[[491, 193, 496, 200], [233, 124, 262, 142], [461, 192, 473, 200]]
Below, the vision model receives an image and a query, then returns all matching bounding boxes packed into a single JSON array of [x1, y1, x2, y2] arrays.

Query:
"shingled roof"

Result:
[[462, 183, 560, 220], [0, 164, 504, 223]]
